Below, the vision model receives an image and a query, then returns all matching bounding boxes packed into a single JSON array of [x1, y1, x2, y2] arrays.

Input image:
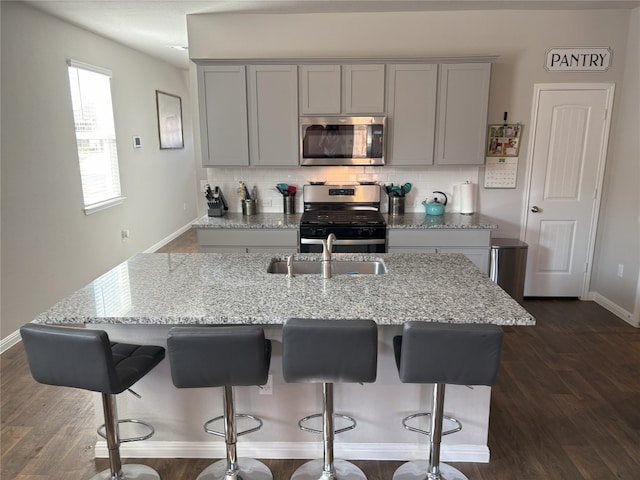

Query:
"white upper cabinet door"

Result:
[[199, 65, 249, 167], [386, 64, 438, 166], [343, 64, 386, 114], [299, 65, 341, 115], [436, 63, 491, 165], [247, 65, 299, 167]]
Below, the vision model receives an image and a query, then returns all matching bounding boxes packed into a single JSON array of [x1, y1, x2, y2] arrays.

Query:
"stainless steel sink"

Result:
[[267, 259, 387, 275]]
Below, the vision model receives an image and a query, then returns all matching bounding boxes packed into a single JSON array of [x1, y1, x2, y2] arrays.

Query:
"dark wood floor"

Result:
[[2, 231, 639, 479]]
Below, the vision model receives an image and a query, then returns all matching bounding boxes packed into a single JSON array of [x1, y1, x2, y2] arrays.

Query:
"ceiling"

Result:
[[22, 0, 640, 69]]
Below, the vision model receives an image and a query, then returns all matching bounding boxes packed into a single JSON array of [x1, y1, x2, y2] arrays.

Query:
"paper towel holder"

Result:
[[460, 181, 476, 215]]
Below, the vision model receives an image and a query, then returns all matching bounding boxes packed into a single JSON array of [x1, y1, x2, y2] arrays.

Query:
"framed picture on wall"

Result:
[[156, 90, 184, 149], [486, 123, 523, 157]]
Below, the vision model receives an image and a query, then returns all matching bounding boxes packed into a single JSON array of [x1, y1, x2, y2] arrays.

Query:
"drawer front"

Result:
[[388, 229, 490, 248], [197, 229, 298, 248]]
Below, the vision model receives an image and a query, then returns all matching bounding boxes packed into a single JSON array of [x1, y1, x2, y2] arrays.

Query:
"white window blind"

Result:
[[67, 60, 123, 214]]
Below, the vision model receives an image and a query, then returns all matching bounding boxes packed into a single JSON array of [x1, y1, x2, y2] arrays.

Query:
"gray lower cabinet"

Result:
[[388, 229, 490, 274], [197, 229, 298, 254]]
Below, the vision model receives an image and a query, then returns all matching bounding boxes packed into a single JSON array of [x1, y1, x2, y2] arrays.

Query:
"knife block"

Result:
[[208, 206, 226, 217]]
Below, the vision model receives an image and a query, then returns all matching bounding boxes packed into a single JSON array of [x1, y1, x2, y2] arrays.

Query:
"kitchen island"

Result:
[[34, 252, 533, 463]]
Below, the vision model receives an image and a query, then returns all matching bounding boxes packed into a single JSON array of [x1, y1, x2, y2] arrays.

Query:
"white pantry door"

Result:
[[523, 84, 614, 297]]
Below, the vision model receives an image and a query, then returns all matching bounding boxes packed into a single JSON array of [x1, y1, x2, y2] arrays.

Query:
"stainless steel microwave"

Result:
[[300, 116, 386, 166]]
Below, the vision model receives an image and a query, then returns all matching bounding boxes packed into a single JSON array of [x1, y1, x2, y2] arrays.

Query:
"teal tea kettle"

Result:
[[423, 191, 448, 216]]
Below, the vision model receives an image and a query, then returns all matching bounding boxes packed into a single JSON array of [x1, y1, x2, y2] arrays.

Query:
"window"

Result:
[[67, 60, 124, 214]]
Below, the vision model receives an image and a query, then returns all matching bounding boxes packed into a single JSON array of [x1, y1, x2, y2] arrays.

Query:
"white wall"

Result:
[[591, 7, 640, 323], [187, 8, 639, 321], [0, 2, 199, 342]]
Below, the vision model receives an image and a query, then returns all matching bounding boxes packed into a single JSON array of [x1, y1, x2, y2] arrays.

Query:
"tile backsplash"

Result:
[[204, 166, 480, 214]]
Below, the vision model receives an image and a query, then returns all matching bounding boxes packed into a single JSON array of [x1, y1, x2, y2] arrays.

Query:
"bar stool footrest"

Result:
[[401, 413, 462, 437], [97, 418, 155, 443], [298, 413, 357, 435], [204, 413, 263, 438]]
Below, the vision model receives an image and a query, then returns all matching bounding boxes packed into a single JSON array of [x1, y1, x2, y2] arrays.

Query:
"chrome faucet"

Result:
[[321, 233, 336, 279], [286, 254, 295, 278]]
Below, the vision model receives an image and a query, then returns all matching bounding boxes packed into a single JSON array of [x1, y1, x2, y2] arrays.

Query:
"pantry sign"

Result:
[[545, 47, 612, 72]]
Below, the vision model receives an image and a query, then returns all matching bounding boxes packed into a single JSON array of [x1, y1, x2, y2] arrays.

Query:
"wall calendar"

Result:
[[484, 157, 518, 188]]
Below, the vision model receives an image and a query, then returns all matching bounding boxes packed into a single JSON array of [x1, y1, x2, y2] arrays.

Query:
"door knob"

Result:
[[531, 206, 540, 213]]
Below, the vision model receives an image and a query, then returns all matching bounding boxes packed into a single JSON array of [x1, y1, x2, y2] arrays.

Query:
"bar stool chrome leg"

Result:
[[90, 393, 161, 480], [196, 386, 272, 480], [291, 384, 367, 480], [392, 385, 467, 480]]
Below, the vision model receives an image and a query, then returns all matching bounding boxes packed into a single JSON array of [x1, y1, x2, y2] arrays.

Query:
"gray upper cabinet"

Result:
[[247, 65, 299, 167], [198, 65, 249, 167], [386, 64, 438, 166], [435, 63, 491, 165], [299, 64, 385, 115], [342, 64, 385, 114], [299, 65, 341, 114], [198, 59, 491, 168], [198, 64, 298, 167]]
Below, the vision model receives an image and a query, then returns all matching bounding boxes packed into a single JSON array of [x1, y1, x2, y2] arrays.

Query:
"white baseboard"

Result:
[[589, 292, 638, 327], [0, 330, 22, 354], [144, 219, 198, 253], [96, 440, 490, 463]]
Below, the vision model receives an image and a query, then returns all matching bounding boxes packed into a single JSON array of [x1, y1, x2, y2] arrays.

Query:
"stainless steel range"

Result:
[[299, 184, 387, 253]]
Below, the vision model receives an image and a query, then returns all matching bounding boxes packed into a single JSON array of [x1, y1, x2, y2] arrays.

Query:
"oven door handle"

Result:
[[300, 238, 386, 245]]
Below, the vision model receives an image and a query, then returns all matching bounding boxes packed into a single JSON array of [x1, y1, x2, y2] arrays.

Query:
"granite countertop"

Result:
[[35, 253, 534, 326], [385, 212, 497, 229], [193, 213, 302, 229], [192, 212, 497, 230]]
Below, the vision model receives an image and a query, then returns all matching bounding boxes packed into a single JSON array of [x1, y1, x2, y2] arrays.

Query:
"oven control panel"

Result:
[[303, 184, 381, 204], [328, 188, 355, 196]]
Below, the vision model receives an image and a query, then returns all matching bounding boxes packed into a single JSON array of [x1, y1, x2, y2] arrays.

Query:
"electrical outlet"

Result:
[[183, 202, 187, 211], [262, 199, 272, 207], [259, 374, 273, 395], [617, 264, 624, 278]]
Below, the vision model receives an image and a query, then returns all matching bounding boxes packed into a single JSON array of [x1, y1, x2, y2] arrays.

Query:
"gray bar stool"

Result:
[[282, 318, 378, 480], [20, 323, 165, 480], [167, 326, 272, 480], [392, 322, 504, 480]]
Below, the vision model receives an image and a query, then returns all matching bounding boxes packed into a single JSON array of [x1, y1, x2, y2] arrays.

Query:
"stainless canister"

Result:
[[242, 199, 257, 216], [283, 196, 295, 214], [389, 196, 405, 216]]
